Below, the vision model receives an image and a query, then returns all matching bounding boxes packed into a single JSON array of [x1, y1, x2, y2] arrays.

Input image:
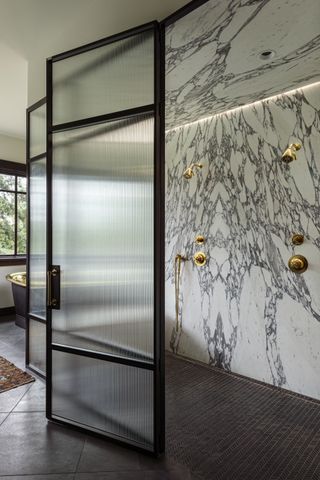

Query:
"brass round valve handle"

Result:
[[292, 234, 304, 245], [194, 251, 207, 267], [288, 254, 308, 274], [195, 235, 205, 245]]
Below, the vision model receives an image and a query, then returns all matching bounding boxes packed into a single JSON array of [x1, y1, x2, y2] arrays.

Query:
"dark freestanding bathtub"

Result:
[[6, 272, 27, 329]]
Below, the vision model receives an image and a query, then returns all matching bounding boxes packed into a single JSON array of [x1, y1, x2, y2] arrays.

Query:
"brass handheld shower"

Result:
[[281, 143, 302, 163], [183, 163, 203, 179]]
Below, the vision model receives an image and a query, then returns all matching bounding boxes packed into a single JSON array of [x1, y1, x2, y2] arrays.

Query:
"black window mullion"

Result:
[[14, 175, 18, 256], [6, 174, 27, 257], [0, 165, 26, 260]]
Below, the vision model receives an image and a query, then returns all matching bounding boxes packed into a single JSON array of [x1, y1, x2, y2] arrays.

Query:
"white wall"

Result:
[[0, 133, 25, 163], [0, 133, 26, 308]]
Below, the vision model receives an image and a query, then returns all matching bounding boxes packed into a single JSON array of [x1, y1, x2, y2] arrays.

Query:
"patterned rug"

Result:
[[0, 356, 34, 393]]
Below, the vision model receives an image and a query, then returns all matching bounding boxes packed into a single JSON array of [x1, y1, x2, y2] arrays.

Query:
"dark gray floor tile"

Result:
[[139, 454, 178, 471], [0, 412, 85, 475], [13, 378, 45, 412], [77, 438, 141, 472], [0, 475, 74, 480], [0, 334, 25, 368], [0, 413, 8, 425], [75, 467, 198, 479], [0, 340, 10, 350], [139, 459, 196, 479], [0, 383, 32, 413], [0, 324, 24, 348]]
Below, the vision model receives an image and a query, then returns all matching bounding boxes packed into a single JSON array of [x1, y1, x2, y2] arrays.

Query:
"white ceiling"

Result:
[[0, 0, 187, 139]]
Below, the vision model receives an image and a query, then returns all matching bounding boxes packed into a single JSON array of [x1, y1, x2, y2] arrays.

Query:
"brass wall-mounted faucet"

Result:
[[183, 163, 203, 179], [281, 143, 302, 163]]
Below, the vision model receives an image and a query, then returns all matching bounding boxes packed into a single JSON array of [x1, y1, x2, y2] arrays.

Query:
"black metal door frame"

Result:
[[26, 96, 47, 380], [46, 21, 165, 456]]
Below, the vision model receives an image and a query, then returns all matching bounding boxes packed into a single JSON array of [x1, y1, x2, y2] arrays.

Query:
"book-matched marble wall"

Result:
[[166, 0, 320, 129], [165, 0, 320, 399]]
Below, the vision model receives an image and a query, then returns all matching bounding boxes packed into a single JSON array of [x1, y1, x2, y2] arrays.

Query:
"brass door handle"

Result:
[[193, 251, 207, 267], [288, 255, 308, 274], [47, 265, 61, 309]]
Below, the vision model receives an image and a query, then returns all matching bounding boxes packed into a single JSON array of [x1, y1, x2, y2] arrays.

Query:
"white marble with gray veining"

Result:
[[165, 83, 320, 400], [166, 0, 320, 129]]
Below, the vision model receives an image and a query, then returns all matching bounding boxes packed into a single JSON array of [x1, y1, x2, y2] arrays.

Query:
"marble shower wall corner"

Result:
[[165, 0, 320, 399]]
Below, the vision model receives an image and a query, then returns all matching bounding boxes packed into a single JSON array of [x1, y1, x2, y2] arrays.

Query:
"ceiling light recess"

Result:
[[259, 50, 276, 61]]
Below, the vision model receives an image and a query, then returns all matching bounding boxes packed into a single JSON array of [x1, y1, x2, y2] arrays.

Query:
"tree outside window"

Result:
[[0, 172, 27, 256]]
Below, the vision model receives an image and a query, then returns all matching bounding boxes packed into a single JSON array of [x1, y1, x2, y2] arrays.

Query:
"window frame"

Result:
[[0, 159, 27, 265]]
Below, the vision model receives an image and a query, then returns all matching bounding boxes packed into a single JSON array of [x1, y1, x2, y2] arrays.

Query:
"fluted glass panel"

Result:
[[29, 158, 46, 319], [30, 103, 46, 158], [29, 319, 46, 373], [52, 351, 153, 449], [52, 30, 154, 125], [51, 115, 154, 361]]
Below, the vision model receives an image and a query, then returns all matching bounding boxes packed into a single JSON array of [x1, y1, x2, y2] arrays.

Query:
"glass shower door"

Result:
[[46, 22, 164, 454], [26, 98, 47, 377]]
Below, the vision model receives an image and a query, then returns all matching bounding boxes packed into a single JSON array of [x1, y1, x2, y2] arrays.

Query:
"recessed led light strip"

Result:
[[166, 80, 320, 133]]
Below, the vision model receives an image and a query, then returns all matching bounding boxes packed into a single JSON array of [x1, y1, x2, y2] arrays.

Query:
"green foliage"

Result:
[[0, 174, 15, 191], [0, 192, 15, 254], [0, 174, 26, 255], [17, 194, 27, 254]]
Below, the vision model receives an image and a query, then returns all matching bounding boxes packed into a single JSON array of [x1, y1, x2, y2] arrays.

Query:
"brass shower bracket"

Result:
[[175, 253, 188, 262]]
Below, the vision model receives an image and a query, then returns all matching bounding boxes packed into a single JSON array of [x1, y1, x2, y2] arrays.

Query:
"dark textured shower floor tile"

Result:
[[166, 353, 320, 480]]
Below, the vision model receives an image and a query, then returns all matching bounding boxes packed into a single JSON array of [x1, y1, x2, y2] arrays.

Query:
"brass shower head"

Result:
[[281, 143, 302, 163], [183, 163, 203, 179]]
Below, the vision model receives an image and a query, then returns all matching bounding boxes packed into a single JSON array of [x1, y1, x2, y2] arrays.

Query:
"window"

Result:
[[0, 160, 27, 262]]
